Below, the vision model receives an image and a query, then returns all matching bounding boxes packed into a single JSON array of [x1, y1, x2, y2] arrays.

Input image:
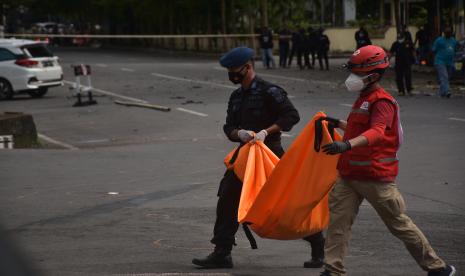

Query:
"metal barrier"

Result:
[[69, 64, 97, 107]]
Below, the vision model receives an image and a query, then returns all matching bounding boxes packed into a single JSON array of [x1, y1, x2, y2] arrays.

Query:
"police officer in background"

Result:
[[288, 28, 299, 67], [390, 32, 416, 96], [355, 25, 372, 49], [308, 27, 319, 68], [317, 27, 330, 70], [192, 47, 325, 269], [297, 28, 310, 69], [278, 27, 291, 68]]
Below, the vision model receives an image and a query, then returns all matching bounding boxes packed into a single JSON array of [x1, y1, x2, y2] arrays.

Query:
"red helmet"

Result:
[[347, 45, 389, 73]]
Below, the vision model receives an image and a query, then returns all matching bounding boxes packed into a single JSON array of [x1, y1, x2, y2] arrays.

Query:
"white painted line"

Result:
[[213, 66, 306, 82], [151, 72, 236, 89], [78, 138, 110, 144], [95, 63, 108, 68], [64, 80, 148, 103], [281, 133, 293, 137], [176, 107, 209, 117], [339, 103, 352, 108], [449, 117, 465, 122], [38, 133, 79, 150], [121, 68, 135, 72]]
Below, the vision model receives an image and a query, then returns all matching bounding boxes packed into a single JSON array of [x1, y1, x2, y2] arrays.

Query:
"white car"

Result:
[[0, 38, 63, 100]]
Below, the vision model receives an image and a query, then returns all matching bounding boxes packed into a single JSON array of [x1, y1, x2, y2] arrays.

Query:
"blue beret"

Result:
[[219, 47, 254, 68]]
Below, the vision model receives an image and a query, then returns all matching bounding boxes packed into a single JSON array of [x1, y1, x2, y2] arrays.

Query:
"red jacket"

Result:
[[338, 87, 403, 182]]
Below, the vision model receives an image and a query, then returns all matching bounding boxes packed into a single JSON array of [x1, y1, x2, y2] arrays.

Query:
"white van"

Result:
[[0, 39, 63, 100]]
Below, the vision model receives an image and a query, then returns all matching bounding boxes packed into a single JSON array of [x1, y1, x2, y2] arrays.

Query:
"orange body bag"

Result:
[[224, 112, 342, 240]]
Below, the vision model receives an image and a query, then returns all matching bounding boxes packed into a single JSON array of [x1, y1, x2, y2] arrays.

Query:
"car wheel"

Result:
[[0, 78, 14, 100], [28, 87, 48, 98]]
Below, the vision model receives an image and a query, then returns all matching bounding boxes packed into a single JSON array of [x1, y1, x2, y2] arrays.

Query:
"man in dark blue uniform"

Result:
[[192, 47, 325, 269]]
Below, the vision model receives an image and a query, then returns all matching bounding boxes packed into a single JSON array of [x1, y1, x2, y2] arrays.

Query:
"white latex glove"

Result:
[[238, 129, 254, 143], [253, 129, 268, 143]]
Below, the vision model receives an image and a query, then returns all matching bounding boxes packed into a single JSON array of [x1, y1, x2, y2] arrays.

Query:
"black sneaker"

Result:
[[427, 265, 456, 276], [304, 258, 324, 268], [192, 250, 233, 269]]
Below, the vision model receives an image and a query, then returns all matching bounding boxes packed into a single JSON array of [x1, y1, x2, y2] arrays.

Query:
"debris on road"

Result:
[[181, 100, 204, 105], [114, 100, 171, 112]]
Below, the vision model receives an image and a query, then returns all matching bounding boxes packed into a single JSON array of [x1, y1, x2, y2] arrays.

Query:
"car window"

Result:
[[0, 48, 17, 61], [22, 44, 53, 58]]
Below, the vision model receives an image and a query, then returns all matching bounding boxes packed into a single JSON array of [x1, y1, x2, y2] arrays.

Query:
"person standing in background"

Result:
[[296, 28, 307, 70], [414, 25, 431, 65], [259, 27, 276, 69], [355, 25, 372, 49], [308, 27, 319, 69], [402, 25, 413, 43], [317, 28, 330, 71], [390, 32, 416, 96], [279, 27, 291, 68], [432, 27, 457, 98], [288, 28, 299, 67]]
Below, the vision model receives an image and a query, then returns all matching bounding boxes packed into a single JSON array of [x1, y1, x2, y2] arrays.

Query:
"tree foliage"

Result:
[[3, 0, 438, 34]]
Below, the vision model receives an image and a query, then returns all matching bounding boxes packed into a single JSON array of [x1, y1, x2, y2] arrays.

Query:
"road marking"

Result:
[[95, 63, 108, 68], [449, 117, 465, 122], [151, 72, 236, 89], [339, 103, 352, 108], [121, 67, 135, 72], [213, 66, 306, 82], [38, 133, 79, 150], [282, 133, 293, 137], [78, 138, 110, 144], [64, 80, 148, 103], [176, 107, 208, 117]]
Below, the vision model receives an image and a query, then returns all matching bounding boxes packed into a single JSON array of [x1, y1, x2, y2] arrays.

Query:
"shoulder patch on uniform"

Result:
[[267, 86, 286, 103], [360, 101, 370, 110]]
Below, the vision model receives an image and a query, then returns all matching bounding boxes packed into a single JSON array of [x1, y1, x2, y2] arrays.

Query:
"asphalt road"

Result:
[[0, 48, 464, 276]]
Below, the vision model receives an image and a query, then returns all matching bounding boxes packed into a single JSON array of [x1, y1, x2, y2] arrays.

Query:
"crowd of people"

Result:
[[259, 26, 330, 70], [258, 24, 464, 98], [389, 25, 462, 98]]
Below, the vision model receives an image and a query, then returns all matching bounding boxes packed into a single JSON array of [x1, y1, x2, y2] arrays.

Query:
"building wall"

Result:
[[144, 27, 420, 54], [325, 26, 419, 52]]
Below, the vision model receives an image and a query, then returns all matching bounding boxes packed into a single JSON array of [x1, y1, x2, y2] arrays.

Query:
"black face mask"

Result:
[[228, 65, 248, 84]]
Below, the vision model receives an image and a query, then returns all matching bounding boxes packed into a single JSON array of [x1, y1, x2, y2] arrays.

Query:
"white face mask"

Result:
[[344, 73, 367, 92]]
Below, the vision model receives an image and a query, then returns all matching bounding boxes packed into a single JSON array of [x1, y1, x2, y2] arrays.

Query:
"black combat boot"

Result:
[[303, 234, 325, 268], [192, 247, 233, 269]]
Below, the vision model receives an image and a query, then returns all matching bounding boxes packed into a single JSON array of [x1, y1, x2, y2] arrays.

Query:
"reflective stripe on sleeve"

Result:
[[348, 157, 398, 166], [349, 160, 372, 166]]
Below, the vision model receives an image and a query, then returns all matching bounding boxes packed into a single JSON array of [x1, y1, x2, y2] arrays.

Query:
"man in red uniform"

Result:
[[319, 45, 455, 276]]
